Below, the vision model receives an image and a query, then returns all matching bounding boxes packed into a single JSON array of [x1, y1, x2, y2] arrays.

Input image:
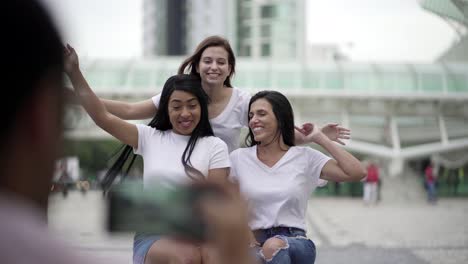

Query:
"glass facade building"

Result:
[[237, 0, 305, 58], [142, 0, 236, 56]]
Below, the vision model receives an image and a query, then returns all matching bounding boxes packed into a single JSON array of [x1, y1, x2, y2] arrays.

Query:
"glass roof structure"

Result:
[[66, 58, 468, 175], [421, 0, 468, 25], [76, 58, 468, 97]]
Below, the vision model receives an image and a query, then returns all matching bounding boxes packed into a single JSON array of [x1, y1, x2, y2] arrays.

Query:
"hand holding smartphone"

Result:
[[107, 181, 223, 241], [108, 179, 255, 264]]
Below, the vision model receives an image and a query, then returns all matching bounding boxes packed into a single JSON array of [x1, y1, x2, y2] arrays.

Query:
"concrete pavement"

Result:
[[48, 191, 468, 264], [306, 197, 468, 264]]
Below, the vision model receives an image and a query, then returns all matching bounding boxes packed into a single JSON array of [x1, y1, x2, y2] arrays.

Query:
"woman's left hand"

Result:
[[320, 123, 350, 145], [295, 123, 351, 145], [63, 44, 80, 75]]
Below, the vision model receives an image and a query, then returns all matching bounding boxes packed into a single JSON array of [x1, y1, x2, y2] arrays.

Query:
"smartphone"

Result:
[[107, 181, 220, 242]]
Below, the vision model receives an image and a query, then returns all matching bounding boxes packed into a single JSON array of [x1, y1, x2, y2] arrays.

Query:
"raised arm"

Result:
[[65, 87, 157, 120], [305, 124, 366, 182], [101, 98, 157, 120], [64, 44, 138, 148]]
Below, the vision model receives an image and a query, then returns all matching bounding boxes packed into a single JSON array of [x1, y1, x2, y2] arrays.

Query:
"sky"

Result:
[[42, 0, 456, 62]]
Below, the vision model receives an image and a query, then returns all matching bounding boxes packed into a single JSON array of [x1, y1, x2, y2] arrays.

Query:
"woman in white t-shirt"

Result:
[[64, 45, 231, 264], [99, 36, 350, 153], [230, 91, 366, 264]]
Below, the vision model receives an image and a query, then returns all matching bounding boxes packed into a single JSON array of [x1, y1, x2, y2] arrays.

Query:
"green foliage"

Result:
[[63, 139, 143, 179], [314, 181, 364, 197]]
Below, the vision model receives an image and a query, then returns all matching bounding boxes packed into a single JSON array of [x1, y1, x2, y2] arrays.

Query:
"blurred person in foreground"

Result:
[[0, 0, 91, 263], [0, 1, 254, 263]]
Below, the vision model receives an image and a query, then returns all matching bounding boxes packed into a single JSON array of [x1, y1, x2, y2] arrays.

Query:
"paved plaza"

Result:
[[48, 191, 468, 264], [307, 198, 468, 264]]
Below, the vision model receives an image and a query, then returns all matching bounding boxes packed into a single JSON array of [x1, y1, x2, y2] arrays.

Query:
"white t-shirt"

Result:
[[134, 124, 230, 187], [229, 146, 331, 231], [152, 87, 251, 152]]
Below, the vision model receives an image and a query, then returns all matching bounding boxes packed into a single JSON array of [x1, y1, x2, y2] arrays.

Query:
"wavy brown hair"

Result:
[[178, 35, 236, 88]]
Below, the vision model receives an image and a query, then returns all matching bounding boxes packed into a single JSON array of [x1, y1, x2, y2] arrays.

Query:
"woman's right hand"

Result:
[[63, 44, 80, 75], [198, 180, 254, 263], [305, 122, 329, 145], [249, 231, 260, 248]]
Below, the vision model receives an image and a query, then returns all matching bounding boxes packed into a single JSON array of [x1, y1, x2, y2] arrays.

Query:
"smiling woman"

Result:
[[64, 45, 234, 264], [247, 95, 295, 148], [168, 91, 201, 135], [99, 35, 350, 153], [230, 90, 366, 264], [196, 46, 232, 87], [64, 44, 227, 183]]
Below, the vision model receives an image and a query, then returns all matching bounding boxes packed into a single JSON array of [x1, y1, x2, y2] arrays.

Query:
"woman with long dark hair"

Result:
[[100, 36, 350, 153], [230, 91, 366, 264], [64, 45, 231, 264]]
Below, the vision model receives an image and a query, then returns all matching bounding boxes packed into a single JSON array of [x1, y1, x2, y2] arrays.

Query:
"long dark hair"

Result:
[[101, 74, 213, 191], [245, 91, 295, 148], [178, 35, 236, 87]]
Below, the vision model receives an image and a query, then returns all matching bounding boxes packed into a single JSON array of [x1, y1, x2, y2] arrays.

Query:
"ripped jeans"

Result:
[[252, 227, 316, 264]]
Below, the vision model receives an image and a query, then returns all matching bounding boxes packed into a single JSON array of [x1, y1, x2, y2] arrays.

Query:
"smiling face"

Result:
[[168, 90, 201, 135], [196, 46, 232, 86], [248, 98, 280, 144]]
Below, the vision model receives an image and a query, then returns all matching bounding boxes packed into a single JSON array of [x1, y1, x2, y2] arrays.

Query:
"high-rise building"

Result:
[[186, 0, 237, 53], [236, 0, 306, 59], [143, 0, 187, 56], [143, 0, 305, 59], [142, 0, 236, 56]]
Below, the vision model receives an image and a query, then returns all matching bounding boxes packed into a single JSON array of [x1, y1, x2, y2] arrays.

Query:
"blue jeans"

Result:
[[253, 227, 316, 264], [133, 233, 161, 264], [427, 182, 437, 202]]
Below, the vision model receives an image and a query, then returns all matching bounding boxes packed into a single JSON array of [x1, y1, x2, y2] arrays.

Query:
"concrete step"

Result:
[[380, 169, 427, 204]]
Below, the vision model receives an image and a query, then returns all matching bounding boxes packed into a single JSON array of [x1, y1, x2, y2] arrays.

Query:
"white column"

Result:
[[438, 114, 449, 145], [341, 106, 350, 129], [388, 114, 403, 177], [387, 157, 404, 178], [390, 115, 401, 154]]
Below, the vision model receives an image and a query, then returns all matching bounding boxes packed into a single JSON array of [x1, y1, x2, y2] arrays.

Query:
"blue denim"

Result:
[[253, 227, 316, 264], [133, 233, 161, 264], [427, 182, 437, 203]]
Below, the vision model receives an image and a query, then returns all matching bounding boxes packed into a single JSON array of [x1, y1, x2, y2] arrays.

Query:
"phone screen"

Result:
[[107, 181, 215, 241]]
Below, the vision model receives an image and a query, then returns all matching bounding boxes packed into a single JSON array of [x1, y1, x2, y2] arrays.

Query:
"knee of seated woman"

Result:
[[174, 252, 202, 264], [146, 240, 202, 264], [200, 245, 220, 264], [261, 237, 288, 260]]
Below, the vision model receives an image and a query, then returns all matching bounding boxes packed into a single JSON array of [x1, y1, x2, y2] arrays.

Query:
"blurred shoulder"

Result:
[[233, 87, 251, 99]]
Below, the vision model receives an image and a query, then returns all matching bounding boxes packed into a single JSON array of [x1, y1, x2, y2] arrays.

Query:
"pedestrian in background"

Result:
[[364, 162, 380, 205], [425, 163, 437, 203]]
